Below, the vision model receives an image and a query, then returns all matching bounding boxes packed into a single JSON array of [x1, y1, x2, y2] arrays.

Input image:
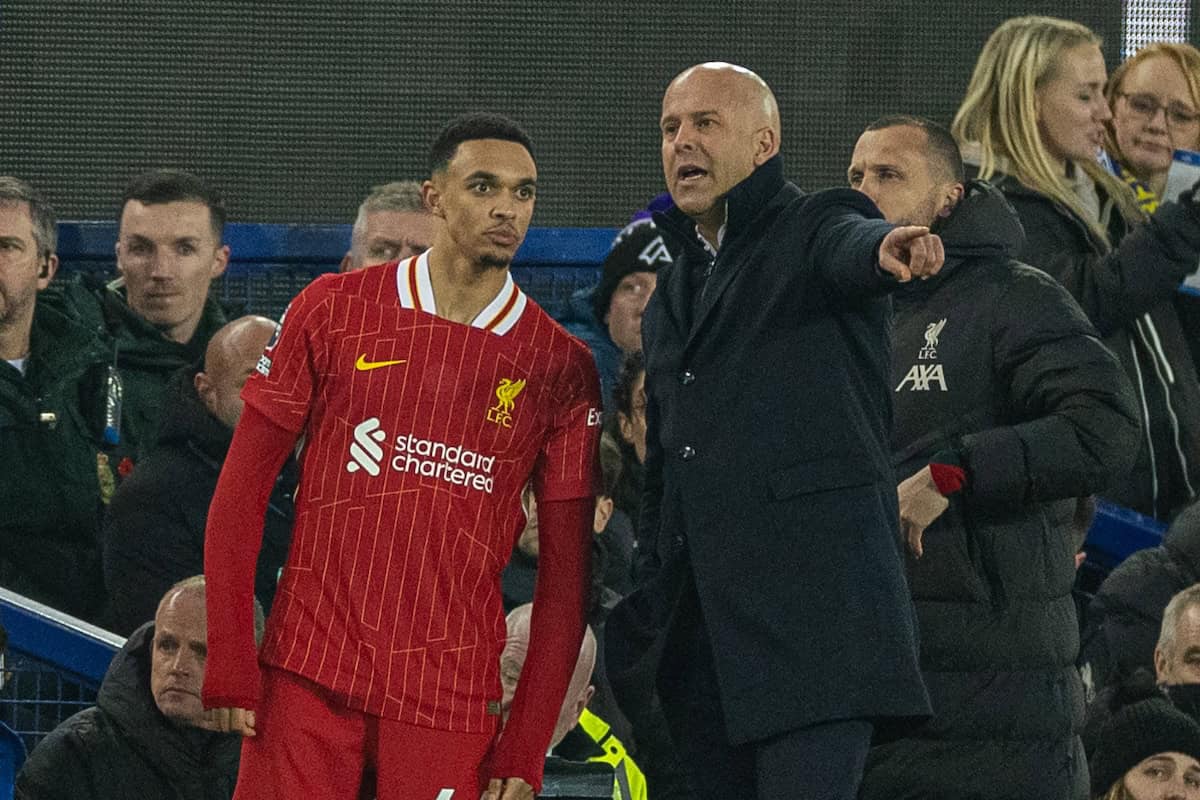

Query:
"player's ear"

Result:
[[422, 179, 446, 220]]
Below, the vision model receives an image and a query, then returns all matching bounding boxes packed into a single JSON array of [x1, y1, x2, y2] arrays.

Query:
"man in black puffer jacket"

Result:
[[101, 316, 295, 636], [849, 116, 1141, 800], [15, 576, 261, 800]]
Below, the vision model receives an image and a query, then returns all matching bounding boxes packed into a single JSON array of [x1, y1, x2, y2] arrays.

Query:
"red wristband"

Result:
[[929, 462, 966, 496]]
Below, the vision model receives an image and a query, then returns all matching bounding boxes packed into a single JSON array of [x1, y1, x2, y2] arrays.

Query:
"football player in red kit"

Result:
[[202, 113, 601, 800]]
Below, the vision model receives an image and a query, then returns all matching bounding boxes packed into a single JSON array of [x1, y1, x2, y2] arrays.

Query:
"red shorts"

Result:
[[233, 665, 498, 800]]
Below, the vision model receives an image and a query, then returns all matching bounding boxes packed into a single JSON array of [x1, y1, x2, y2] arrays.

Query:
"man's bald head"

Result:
[[500, 603, 598, 748], [668, 62, 781, 137], [660, 62, 782, 242], [195, 315, 278, 429]]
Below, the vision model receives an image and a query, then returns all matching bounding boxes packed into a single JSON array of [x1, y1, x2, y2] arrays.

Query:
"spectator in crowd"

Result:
[[1086, 583, 1200, 758], [609, 351, 646, 534], [1104, 42, 1200, 379], [101, 315, 295, 636], [15, 576, 264, 800], [558, 220, 670, 408], [500, 604, 647, 800], [1089, 697, 1200, 799], [1105, 43, 1200, 209], [339, 180, 438, 272], [952, 15, 1200, 521], [46, 169, 230, 460], [503, 432, 631, 613], [1081, 502, 1200, 693], [0, 177, 121, 621], [846, 115, 1140, 800], [636, 61, 937, 800]]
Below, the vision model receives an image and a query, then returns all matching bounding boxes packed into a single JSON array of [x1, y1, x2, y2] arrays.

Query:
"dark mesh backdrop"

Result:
[[0, 2, 1139, 226]]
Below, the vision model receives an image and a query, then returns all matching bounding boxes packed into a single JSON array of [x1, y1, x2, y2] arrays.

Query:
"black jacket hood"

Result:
[[97, 622, 240, 782]]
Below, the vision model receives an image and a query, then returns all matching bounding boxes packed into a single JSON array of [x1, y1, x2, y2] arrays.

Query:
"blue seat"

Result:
[[0, 720, 27, 800]]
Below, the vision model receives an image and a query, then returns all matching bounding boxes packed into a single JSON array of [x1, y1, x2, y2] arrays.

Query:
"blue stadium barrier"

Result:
[[1082, 500, 1168, 571], [0, 721, 25, 800], [57, 222, 620, 321], [0, 588, 123, 754]]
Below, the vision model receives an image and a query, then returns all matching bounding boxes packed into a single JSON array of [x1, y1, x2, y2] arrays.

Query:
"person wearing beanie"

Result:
[[1091, 697, 1200, 798], [557, 216, 672, 410]]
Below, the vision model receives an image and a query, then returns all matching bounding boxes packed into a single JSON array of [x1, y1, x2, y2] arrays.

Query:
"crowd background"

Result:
[[0, 0, 1146, 229]]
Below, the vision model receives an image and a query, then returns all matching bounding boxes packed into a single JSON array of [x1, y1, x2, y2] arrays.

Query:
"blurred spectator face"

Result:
[[1036, 43, 1111, 167], [116, 200, 229, 344], [1122, 752, 1200, 798], [660, 67, 771, 226], [516, 483, 612, 559], [848, 125, 962, 228], [1157, 602, 1200, 685], [424, 139, 536, 270], [195, 316, 278, 429], [0, 201, 56, 333], [150, 585, 208, 724], [344, 209, 439, 272], [605, 271, 657, 353], [618, 368, 648, 464], [1111, 56, 1200, 181]]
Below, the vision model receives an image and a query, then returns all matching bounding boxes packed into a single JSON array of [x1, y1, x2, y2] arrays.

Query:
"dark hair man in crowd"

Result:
[[101, 315, 294, 636], [16, 576, 265, 800], [47, 169, 229, 459], [0, 177, 120, 621], [628, 62, 940, 800], [201, 113, 600, 800], [501, 604, 647, 800], [845, 115, 1140, 800], [339, 180, 439, 272], [558, 219, 670, 409]]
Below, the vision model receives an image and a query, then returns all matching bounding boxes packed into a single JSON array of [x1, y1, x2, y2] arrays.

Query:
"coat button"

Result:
[[680, 371, 695, 385], [678, 445, 695, 460]]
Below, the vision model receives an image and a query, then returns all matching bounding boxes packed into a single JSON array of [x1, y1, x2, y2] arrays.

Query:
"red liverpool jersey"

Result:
[[242, 252, 601, 733]]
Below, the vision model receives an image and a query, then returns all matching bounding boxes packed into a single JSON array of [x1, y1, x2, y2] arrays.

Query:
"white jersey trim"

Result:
[[395, 250, 528, 335]]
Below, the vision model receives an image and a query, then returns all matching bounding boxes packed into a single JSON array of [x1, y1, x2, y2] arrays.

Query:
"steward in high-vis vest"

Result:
[[553, 707, 648, 800]]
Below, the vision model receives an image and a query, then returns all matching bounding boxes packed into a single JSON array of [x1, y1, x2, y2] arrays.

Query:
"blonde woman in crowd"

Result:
[[953, 15, 1200, 522]]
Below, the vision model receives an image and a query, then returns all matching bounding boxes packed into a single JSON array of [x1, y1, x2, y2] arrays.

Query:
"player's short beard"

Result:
[[479, 254, 511, 270]]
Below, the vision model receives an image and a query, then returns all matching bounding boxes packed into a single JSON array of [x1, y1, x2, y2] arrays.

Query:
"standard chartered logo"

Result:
[[347, 418, 387, 475], [345, 418, 496, 492]]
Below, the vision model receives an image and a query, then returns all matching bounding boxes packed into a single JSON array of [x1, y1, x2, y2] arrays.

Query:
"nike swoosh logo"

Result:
[[355, 354, 407, 371]]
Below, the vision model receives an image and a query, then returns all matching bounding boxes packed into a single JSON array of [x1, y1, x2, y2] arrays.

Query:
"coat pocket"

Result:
[[767, 455, 882, 499]]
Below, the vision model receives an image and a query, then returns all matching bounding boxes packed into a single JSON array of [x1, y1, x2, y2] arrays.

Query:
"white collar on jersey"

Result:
[[395, 249, 528, 335]]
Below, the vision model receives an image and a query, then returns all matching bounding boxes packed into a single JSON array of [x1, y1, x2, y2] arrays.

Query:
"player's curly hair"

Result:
[[428, 112, 534, 175]]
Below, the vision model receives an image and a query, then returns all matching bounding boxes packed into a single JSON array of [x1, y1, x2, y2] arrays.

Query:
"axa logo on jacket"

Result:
[[897, 317, 949, 392]]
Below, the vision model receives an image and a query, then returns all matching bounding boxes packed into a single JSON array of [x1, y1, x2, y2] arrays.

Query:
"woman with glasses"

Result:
[[953, 16, 1200, 522], [1106, 43, 1200, 210]]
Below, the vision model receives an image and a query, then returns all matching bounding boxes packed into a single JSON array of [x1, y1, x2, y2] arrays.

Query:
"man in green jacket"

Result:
[[48, 169, 229, 458], [0, 177, 125, 620]]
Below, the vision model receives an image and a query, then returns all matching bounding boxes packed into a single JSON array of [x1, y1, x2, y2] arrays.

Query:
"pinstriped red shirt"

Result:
[[242, 252, 602, 732]]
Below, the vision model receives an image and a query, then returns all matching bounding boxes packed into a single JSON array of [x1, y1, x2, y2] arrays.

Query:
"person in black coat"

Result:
[[633, 62, 938, 800], [1082, 502, 1200, 695], [847, 116, 1141, 800], [102, 316, 294, 636], [15, 577, 258, 800]]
